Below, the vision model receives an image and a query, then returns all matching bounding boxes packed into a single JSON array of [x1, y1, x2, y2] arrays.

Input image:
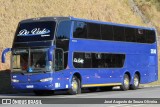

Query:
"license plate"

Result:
[[26, 85, 34, 88]]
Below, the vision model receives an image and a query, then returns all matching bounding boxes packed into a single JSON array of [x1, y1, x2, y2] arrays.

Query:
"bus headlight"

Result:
[[11, 79, 19, 83], [40, 77, 53, 82]]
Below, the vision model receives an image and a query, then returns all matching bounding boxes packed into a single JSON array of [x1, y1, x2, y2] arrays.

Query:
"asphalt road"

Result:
[[0, 86, 160, 107]]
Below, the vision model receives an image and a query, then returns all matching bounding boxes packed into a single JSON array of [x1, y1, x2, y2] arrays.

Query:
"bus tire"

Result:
[[120, 74, 130, 91], [130, 74, 140, 90], [68, 76, 81, 95]]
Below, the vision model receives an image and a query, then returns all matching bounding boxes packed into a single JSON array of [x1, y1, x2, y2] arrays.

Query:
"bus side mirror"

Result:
[[48, 46, 55, 61], [1, 48, 11, 63]]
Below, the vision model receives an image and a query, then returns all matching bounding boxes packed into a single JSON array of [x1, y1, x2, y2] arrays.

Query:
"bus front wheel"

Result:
[[130, 74, 140, 90], [120, 74, 130, 91], [68, 76, 81, 95]]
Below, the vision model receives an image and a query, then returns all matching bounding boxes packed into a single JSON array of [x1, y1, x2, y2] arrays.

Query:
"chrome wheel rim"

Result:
[[124, 77, 129, 88], [134, 77, 139, 87], [71, 79, 78, 93]]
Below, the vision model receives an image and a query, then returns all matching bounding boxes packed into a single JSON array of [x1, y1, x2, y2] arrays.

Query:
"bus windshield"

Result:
[[12, 49, 29, 71], [30, 49, 48, 71], [12, 48, 52, 72]]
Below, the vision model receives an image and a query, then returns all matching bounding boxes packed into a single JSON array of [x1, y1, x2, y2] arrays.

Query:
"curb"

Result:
[[140, 85, 160, 88]]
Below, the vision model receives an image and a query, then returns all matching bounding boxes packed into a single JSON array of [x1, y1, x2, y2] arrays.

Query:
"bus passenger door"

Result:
[[55, 49, 64, 71]]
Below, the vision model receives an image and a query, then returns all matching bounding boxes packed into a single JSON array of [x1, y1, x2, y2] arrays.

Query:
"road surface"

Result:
[[0, 86, 160, 107]]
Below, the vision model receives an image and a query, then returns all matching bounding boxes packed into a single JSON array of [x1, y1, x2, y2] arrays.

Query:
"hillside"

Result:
[[0, 0, 155, 70], [135, 0, 160, 33]]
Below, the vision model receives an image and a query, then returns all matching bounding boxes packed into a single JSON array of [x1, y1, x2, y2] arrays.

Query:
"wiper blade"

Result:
[[43, 71, 47, 73], [21, 72, 25, 75]]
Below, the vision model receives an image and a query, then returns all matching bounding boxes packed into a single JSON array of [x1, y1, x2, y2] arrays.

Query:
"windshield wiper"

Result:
[[21, 72, 25, 75]]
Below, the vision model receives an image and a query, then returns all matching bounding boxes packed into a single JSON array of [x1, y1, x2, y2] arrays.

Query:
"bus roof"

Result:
[[20, 16, 70, 23], [19, 16, 155, 31], [70, 17, 155, 31]]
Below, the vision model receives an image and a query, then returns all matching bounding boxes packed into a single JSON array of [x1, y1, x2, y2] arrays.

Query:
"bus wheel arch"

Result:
[[121, 72, 131, 91], [68, 72, 82, 95], [73, 73, 82, 86], [130, 71, 140, 90]]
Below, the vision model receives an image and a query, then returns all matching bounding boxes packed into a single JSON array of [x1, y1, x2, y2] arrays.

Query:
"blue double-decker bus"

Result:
[[2, 16, 158, 95]]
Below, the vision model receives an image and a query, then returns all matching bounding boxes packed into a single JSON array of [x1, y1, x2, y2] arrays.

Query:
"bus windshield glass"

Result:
[[14, 21, 56, 42], [12, 48, 52, 72], [30, 49, 48, 71], [12, 49, 29, 71]]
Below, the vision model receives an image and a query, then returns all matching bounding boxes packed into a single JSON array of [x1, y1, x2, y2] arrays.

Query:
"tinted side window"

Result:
[[135, 29, 146, 43], [87, 23, 101, 40], [56, 21, 71, 51], [73, 21, 87, 38], [73, 52, 125, 68], [73, 52, 92, 68], [125, 27, 136, 42], [73, 52, 84, 68], [56, 21, 71, 39], [92, 53, 105, 68], [103, 54, 125, 68], [84, 53, 92, 68], [113, 26, 125, 41], [55, 49, 63, 71], [146, 30, 156, 43], [101, 25, 114, 40], [114, 54, 125, 67], [64, 52, 68, 69]]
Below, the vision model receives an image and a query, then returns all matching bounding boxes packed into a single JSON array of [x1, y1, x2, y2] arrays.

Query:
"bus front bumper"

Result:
[[11, 82, 55, 90]]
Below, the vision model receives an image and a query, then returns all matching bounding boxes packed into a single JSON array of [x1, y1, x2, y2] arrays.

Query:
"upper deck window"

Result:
[[73, 21, 156, 44], [87, 23, 101, 39], [125, 27, 136, 42], [15, 21, 56, 42], [56, 21, 72, 52], [73, 21, 87, 38], [56, 21, 71, 40], [113, 26, 125, 41], [136, 29, 146, 43], [101, 24, 114, 40], [146, 30, 156, 43]]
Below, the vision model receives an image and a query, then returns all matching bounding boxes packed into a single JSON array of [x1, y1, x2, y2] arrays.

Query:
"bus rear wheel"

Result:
[[68, 76, 81, 95], [120, 74, 130, 91], [130, 74, 140, 90]]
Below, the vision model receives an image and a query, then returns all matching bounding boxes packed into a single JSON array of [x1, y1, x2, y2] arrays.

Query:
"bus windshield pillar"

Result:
[[48, 46, 55, 61], [1, 48, 11, 63]]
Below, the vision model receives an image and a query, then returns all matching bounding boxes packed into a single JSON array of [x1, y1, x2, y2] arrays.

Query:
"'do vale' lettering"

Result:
[[17, 28, 50, 36], [74, 58, 84, 64]]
